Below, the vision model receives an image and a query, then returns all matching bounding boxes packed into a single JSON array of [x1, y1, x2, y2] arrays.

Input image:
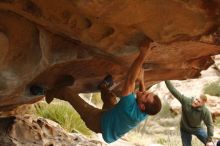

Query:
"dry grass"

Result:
[[203, 80, 220, 96], [126, 119, 205, 146]]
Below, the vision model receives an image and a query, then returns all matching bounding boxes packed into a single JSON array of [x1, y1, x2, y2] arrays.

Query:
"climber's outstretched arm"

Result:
[[122, 40, 152, 96]]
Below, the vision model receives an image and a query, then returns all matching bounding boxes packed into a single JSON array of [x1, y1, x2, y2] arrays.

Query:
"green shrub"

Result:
[[91, 92, 102, 107], [203, 80, 220, 96], [157, 137, 166, 145], [34, 99, 93, 136], [215, 117, 220, 127]]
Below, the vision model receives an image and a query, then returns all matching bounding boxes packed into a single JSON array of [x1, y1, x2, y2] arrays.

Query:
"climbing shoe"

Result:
[[98, 74, 114, 89]]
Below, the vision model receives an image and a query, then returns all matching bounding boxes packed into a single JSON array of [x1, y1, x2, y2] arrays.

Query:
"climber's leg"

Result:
[[97, 75, 117, 110], [45, 87, 102, 133], [99, 84, 117, 110]]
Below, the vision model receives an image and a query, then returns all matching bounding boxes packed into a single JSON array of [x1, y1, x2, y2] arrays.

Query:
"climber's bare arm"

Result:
[[121, 40, 151, 96], [136, 68, 145, 92]]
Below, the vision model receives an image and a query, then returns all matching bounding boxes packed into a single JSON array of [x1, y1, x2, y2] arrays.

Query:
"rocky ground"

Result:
[[0, 114, 136, 146]]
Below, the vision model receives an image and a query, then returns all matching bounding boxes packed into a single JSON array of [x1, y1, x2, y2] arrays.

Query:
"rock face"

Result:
[[0, 115, 102, 146], [0, 0, 220, 111]]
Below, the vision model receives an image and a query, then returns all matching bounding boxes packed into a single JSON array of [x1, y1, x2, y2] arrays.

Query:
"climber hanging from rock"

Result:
[[32, 38, 161, 143]]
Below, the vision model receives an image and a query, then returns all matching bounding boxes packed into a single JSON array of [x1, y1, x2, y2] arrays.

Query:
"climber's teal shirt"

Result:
[[101, 93, 147, 143]]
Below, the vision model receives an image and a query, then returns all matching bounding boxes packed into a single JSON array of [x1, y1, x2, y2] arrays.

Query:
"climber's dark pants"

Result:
[[180, 128, 207, 146]]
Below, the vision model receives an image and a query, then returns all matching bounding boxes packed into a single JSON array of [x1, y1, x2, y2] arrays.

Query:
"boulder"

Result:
[[0, 114, 102, 146], [0, 0, 219, 110]]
